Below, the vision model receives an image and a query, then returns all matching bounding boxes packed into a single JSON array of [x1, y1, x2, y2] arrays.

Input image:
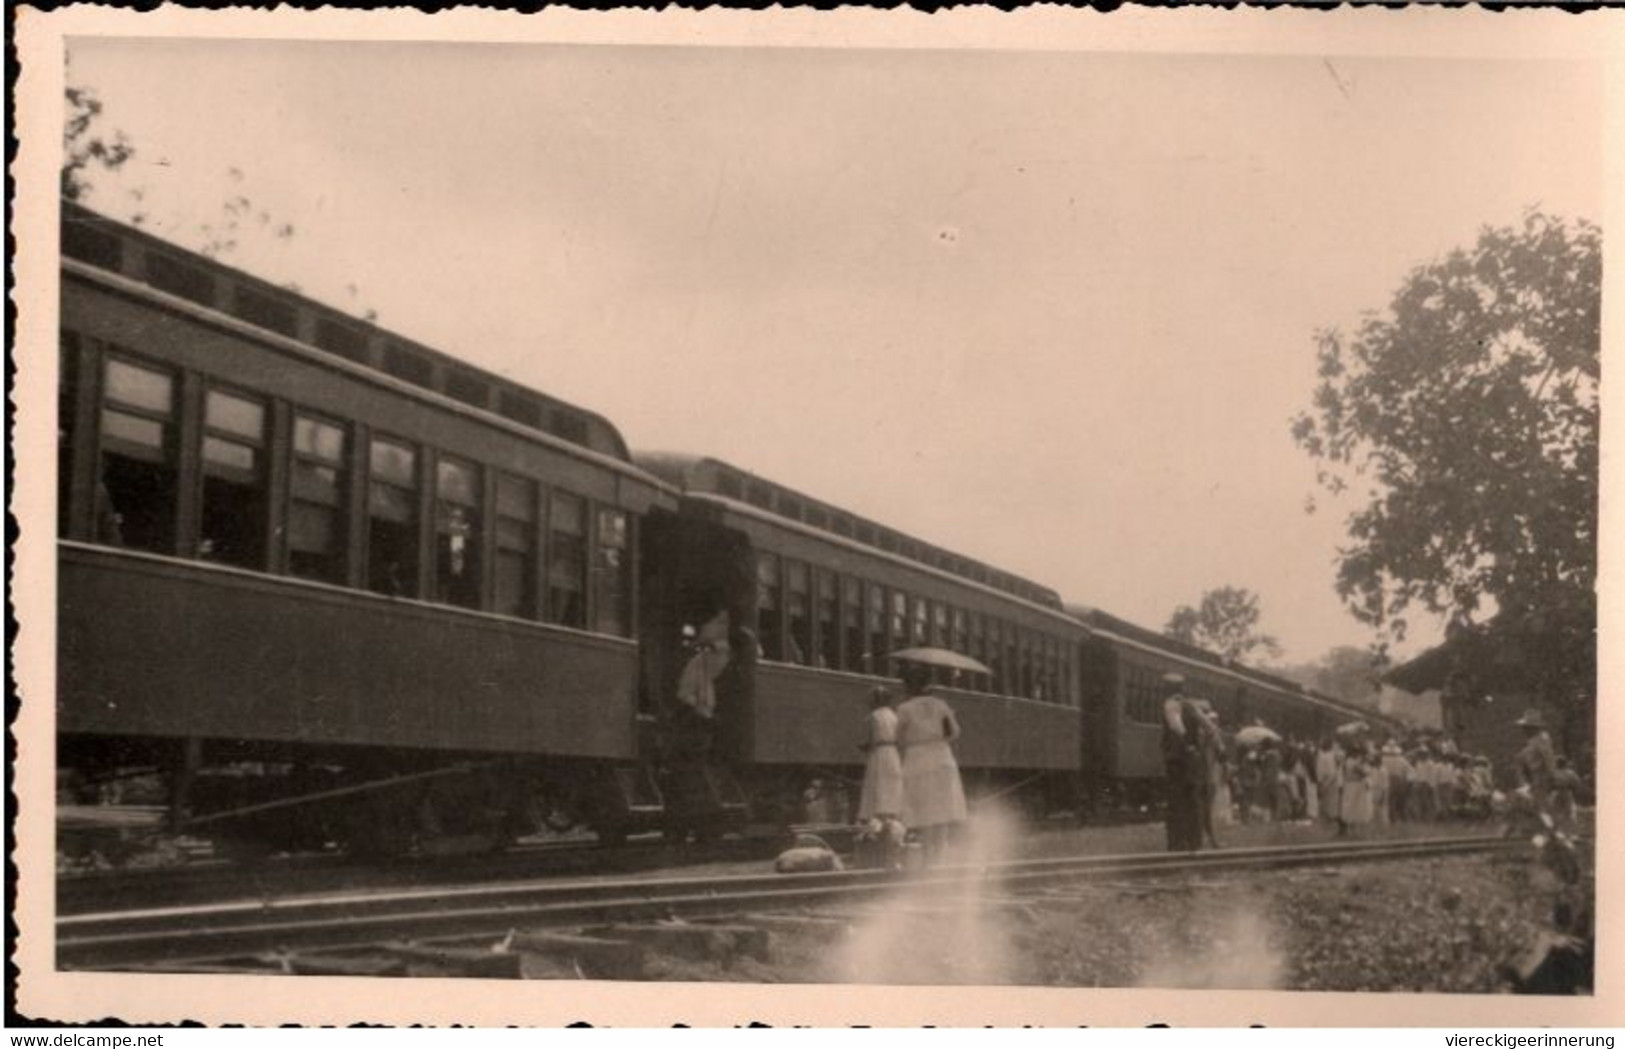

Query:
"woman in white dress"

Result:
[[857, 687, 903, 823], [894, 662, 968, 865]]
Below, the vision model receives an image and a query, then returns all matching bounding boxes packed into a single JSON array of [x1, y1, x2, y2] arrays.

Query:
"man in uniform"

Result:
[[1514, 708, 1558, 810], [1159, 673, 1202, 852]]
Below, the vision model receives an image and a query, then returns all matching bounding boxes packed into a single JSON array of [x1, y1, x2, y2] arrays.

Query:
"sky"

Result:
[[64, 37, 1605, 665]]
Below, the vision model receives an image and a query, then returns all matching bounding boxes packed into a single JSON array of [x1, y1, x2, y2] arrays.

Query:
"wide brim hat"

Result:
[[1515, 709, 1547, 729]]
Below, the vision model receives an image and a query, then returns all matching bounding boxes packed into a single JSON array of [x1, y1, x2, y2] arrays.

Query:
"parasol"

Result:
[[1234, 725, 1281, 747], [885, 647, 991, 676]]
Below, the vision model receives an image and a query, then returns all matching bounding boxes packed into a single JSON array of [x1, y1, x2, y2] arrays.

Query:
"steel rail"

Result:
[[58, 834, 1512, 971]]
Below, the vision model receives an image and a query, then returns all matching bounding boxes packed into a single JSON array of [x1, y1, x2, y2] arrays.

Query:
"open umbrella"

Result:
[[885, 647, 991, 676], [1234, 725, 1281, 747]]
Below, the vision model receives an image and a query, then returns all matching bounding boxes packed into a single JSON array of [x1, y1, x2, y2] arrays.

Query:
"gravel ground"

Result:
[[646, 843, 1593, 993]]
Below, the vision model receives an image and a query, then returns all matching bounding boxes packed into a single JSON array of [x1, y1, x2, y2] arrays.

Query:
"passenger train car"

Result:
[[1070, 608, 1398, 809], [52, 202, 1397, 855]]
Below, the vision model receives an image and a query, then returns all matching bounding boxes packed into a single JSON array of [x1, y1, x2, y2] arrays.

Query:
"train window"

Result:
[[231, 287, 298, 338], [755, 553, 783, 661], [383, 344, 435, 388], [547, 410, 589, 447], [98, 356, 178, 553], [289, 414, 348, 584], [63, 215, 123, 271], [785, 560, 810, 664], [879, 531, 898, 554], [890, 591, 908, 650], [1020, 634, 1036, 700], [314, 317, 370, 364], [778, 495, 804, 522], [953, 607, 968, 655], [855, 522, 875, 544], [746, 484, 773, 510], [145, 252, 215, 307], [717, 471, 743, 500], [59, 338, 80, 538], [367, 437, 419, 596], [806, 506, 828, 530], [546, 492, 587, 628], [969, 614, 986, 679], [199, 389, 268, 569], [912, 597, 929, 646], [842, 576, 864, 672], [592, 507, 631, 637], [1006, 628, 1021, 699], [935, 603, 950, 647], [866, 583, 886, 674], [833, 514, 854, 538], [434, 457, 482, 609], [444, 368, 491, 410], [493, 475, 536, 618], [985, 620, 1003, 693], [816, 570, 839, 669], [1045, 638, 1060, 704], [497, 389, 543, 429]]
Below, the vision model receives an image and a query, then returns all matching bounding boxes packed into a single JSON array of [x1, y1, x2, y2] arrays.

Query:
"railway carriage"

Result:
[[1070, 607, 1398, 809], [57, 202, 674, 854], [634, 456, 1088, 821]]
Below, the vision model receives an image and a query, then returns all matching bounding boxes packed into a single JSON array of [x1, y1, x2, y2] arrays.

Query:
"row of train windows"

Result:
[[63, 220, 601, 455], [714, 471, 1046, 605], [1122, 664, 1245, 727], [751, 551, 1074, 704], [61, 345, 632, 636]]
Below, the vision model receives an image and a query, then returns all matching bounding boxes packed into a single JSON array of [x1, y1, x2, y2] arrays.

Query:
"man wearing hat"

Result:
[[1159, 673, 1203, 852], [1380, 740, 1411, 824], [1514, 708, 1558, 810]]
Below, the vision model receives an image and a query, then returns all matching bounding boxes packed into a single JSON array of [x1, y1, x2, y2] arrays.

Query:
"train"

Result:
[[53, 200, 1399, 856]]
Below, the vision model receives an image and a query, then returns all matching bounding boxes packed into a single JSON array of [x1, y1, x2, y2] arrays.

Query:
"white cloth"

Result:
[[1315, 748, 1343, 821], [857, 706, 904, 821], [675, 641, 731, 719], [1341, 760, 1372, 824], [896, 693, 968, 829]]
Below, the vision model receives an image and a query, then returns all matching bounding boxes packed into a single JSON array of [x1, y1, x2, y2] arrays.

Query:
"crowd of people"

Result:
[[1160, 673, 1586, 852]]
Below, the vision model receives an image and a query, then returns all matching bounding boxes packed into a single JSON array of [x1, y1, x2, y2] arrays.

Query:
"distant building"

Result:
[[1384, 623, 1592, 781], [1375, 684, 1442, 731]]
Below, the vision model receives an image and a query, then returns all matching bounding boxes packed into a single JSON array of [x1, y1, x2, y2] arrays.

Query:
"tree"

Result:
[[62, 83, 134, 202], [61, 79, 378, 323], [1268, 645, 1386, 707], [1164, 586, 1282, 663], [1290, 210, 1599, 719]]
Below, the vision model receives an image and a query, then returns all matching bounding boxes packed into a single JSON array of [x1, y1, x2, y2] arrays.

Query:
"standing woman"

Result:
[[895, 661, 968, 865], [857, 686, 904, 825]]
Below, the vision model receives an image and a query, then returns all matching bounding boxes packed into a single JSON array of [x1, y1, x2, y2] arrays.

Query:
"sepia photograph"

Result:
[[10, 6, 1620, 1028]]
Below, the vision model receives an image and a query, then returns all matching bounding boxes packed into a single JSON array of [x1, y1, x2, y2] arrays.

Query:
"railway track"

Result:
[[57, 828, 817, 917], [59, 833, 1512, 974]]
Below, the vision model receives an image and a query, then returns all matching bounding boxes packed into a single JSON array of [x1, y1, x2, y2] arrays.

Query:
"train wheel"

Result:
[[338, 792, 417, 860], [414, 781, 512, 857]]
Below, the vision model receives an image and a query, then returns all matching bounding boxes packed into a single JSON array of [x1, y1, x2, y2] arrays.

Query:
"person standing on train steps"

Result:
[[1159, 673, 1202, 852], [895, 661, 968, 867], [673, 609, 733, 759]]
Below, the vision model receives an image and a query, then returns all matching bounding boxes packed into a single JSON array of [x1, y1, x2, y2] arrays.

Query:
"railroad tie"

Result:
[[509, 931, 648, 980], [382, 941, 525, 979], [584, 922, 773, 966]]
